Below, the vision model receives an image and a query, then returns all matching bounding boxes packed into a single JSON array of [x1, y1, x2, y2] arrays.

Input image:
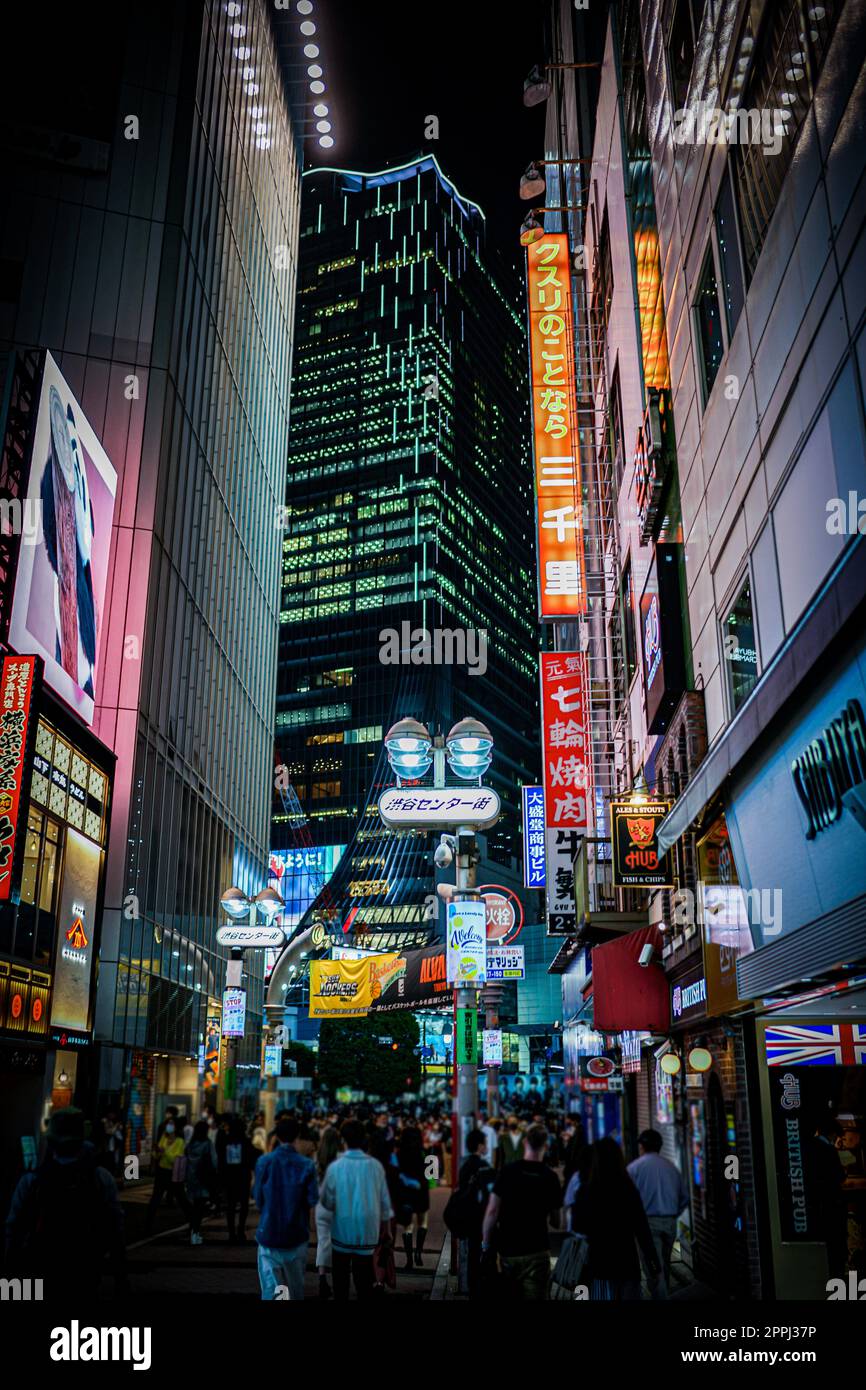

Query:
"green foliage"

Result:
[[284, 1041, 316, 1078], [317, 1012, 421, 1095]]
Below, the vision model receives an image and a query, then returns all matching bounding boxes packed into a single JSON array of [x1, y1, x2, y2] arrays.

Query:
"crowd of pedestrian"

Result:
[[3, 1091, 692, 1303]]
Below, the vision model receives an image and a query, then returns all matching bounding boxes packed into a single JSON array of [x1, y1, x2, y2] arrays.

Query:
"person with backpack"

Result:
[[457, 1128, 495, 1297], [5, 1107, 126, 1294], [481, 1124, 562, 1299]]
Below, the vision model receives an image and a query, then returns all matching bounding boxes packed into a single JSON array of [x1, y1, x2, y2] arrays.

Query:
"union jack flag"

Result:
[[765, 1022, 866, 1067]]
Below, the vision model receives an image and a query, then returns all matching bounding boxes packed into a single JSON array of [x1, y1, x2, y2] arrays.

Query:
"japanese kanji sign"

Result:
[[378, 786, 501, 831], [0, 655, 40, 902], [526, 233, 586, 620], [540, 652, 591, 833], [521, 784, 546, 889]]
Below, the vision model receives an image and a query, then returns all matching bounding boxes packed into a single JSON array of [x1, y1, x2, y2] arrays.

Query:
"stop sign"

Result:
[[478, 884, 524, 945]]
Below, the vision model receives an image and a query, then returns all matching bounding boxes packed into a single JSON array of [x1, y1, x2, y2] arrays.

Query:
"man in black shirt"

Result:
[[481, 1124, 562, 1299]]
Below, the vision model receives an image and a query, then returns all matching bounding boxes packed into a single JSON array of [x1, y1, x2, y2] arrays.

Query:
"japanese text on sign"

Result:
[[526, 234, 586, 620], [521, 785, 546, 888], [540, 652, 591, 832]]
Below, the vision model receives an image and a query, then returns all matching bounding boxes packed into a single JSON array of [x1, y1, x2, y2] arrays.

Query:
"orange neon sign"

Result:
[[526, 233, 586, 620]]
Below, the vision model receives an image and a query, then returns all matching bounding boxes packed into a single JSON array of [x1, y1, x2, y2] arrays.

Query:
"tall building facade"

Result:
[[0, 0, 305, 1166], [269, 156, 538, 987]]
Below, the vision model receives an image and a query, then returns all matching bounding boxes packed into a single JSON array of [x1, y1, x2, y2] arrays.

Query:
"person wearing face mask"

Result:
[[496, 1116, 524, 1172], [147, 1117, 188, 1231]]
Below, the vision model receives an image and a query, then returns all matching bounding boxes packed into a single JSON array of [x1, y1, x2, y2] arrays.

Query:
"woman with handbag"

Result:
[[396, 1125, 430, 1269]]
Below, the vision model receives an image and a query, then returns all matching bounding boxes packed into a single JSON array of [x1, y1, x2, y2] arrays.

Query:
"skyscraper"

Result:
[[0, 0, 308, 1144], [270, 155, 538, 971]]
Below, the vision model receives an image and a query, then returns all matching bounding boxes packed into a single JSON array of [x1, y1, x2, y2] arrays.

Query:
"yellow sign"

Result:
[[308, 954, 400, 1019]]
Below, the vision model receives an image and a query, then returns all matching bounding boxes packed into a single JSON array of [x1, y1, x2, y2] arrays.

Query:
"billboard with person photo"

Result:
[[8, 351, 117, 726]]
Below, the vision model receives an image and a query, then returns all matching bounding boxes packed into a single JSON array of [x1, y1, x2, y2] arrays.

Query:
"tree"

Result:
[[317, 1012, 421, 1096]]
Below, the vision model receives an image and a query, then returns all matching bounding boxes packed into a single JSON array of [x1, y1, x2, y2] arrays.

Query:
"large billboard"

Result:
[[526, 233, 586, 620], [8, 351, 117, 727], [48, 826, 101, 1046]]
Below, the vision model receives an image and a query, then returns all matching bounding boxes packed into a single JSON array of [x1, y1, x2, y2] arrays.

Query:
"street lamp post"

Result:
[[218, 886, 283, 1115]]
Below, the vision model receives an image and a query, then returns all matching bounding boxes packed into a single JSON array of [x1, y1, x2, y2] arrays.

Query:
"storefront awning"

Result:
[[591, 925, 669, 1032]]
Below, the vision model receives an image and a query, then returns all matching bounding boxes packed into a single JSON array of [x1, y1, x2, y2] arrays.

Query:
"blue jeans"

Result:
[[257, 1242, 308, 1300]]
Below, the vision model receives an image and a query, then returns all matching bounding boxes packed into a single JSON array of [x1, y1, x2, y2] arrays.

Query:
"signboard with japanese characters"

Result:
[[378, 786, 501, 831], [446, 899, 487, 985], [486, 944, 525, 980], [545, 827, 580, 934], [540, 653, 591, 833], [482, 1029, 503, 1066], [222, 987, 247, 1037], [526, 233, 586, 621], [541, 652, 590, 933], [521, 784, 546, 888], [610, 799, 673, 888], [479, 883, 524, 944], [0, 654, 41, 902]]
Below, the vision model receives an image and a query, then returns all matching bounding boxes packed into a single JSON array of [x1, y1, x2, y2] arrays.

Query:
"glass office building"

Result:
[[271, 156, 539, 964], [0, 0, 304, 1136]]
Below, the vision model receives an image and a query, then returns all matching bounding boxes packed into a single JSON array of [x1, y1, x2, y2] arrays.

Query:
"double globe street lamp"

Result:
[[217, 885, 284, 1112]]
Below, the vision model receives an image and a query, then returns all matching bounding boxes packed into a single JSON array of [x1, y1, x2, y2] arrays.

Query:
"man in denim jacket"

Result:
[[253, 1117, 318, 1299]]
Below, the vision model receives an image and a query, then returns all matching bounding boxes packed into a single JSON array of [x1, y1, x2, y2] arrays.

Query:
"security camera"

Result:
[[638, 943, 654, 967], [434, 841, 454, 869]]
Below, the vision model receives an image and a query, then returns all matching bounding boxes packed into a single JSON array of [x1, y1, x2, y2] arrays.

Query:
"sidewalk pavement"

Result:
[[118, 1178, 450, 1300]]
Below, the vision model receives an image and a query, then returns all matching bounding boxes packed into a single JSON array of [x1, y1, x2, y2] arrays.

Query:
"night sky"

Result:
[[306, 0, 549, 255]]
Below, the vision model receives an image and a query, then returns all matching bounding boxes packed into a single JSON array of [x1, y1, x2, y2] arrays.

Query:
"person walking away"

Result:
[[315, 1125, 342, 1299], [459, 1128, 495, 1297], [185, 1120, 217, 1246], [570, 1137, 662, 1300], [563, 1146, 593, 1231], [217, 1115, 258, 1243], [496, 1115, 523, 1172], [6, 1107, 126, 1295], [481, 1124, 562, 1300], [396, 1124, 430, 1269], [253, 1117, 318, 1300], [319, 1119, 393, 1301], [101, 1110, 124, 1179], [627, 1128, 689, 1296], [147, 1115, 187, 1230]]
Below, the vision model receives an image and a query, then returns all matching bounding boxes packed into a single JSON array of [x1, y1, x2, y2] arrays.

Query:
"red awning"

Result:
[[591, 925, 669, 1032]]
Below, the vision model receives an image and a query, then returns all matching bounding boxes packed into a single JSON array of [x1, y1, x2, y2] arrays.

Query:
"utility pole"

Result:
[[453, 827, 480, 1168]]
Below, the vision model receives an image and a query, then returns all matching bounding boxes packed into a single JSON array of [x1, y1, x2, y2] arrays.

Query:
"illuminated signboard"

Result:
[[634, 389, 673, 544], [0, 654, 41, 902], [521, 785, 546, 889], [9, 352, 118, 727], [609, 799, 674, 888], [526, 233, 586, 620], [478, 883, 524, 945], [640, 544, 686, 736], [446, 900, 487, 986], [540, 652, 591, 834], [269, 844, 345, 929], [49, 828, 101, 1045]]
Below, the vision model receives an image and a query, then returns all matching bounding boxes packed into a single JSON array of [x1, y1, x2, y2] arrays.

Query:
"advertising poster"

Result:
[[0, 654, 41, 902], [9, 352, 118, 727], [48, 826, 100, 1044], [610, 798, 673, 888], [456, 1006, 478, 1065], [203, 1003, 222, 1091], [446, 900, 487, 985], [482, 1029, 503, 1066], [308, 953, 400, 1018], [369, 944, 448, 1012], [222, 987, 246, 1037]]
